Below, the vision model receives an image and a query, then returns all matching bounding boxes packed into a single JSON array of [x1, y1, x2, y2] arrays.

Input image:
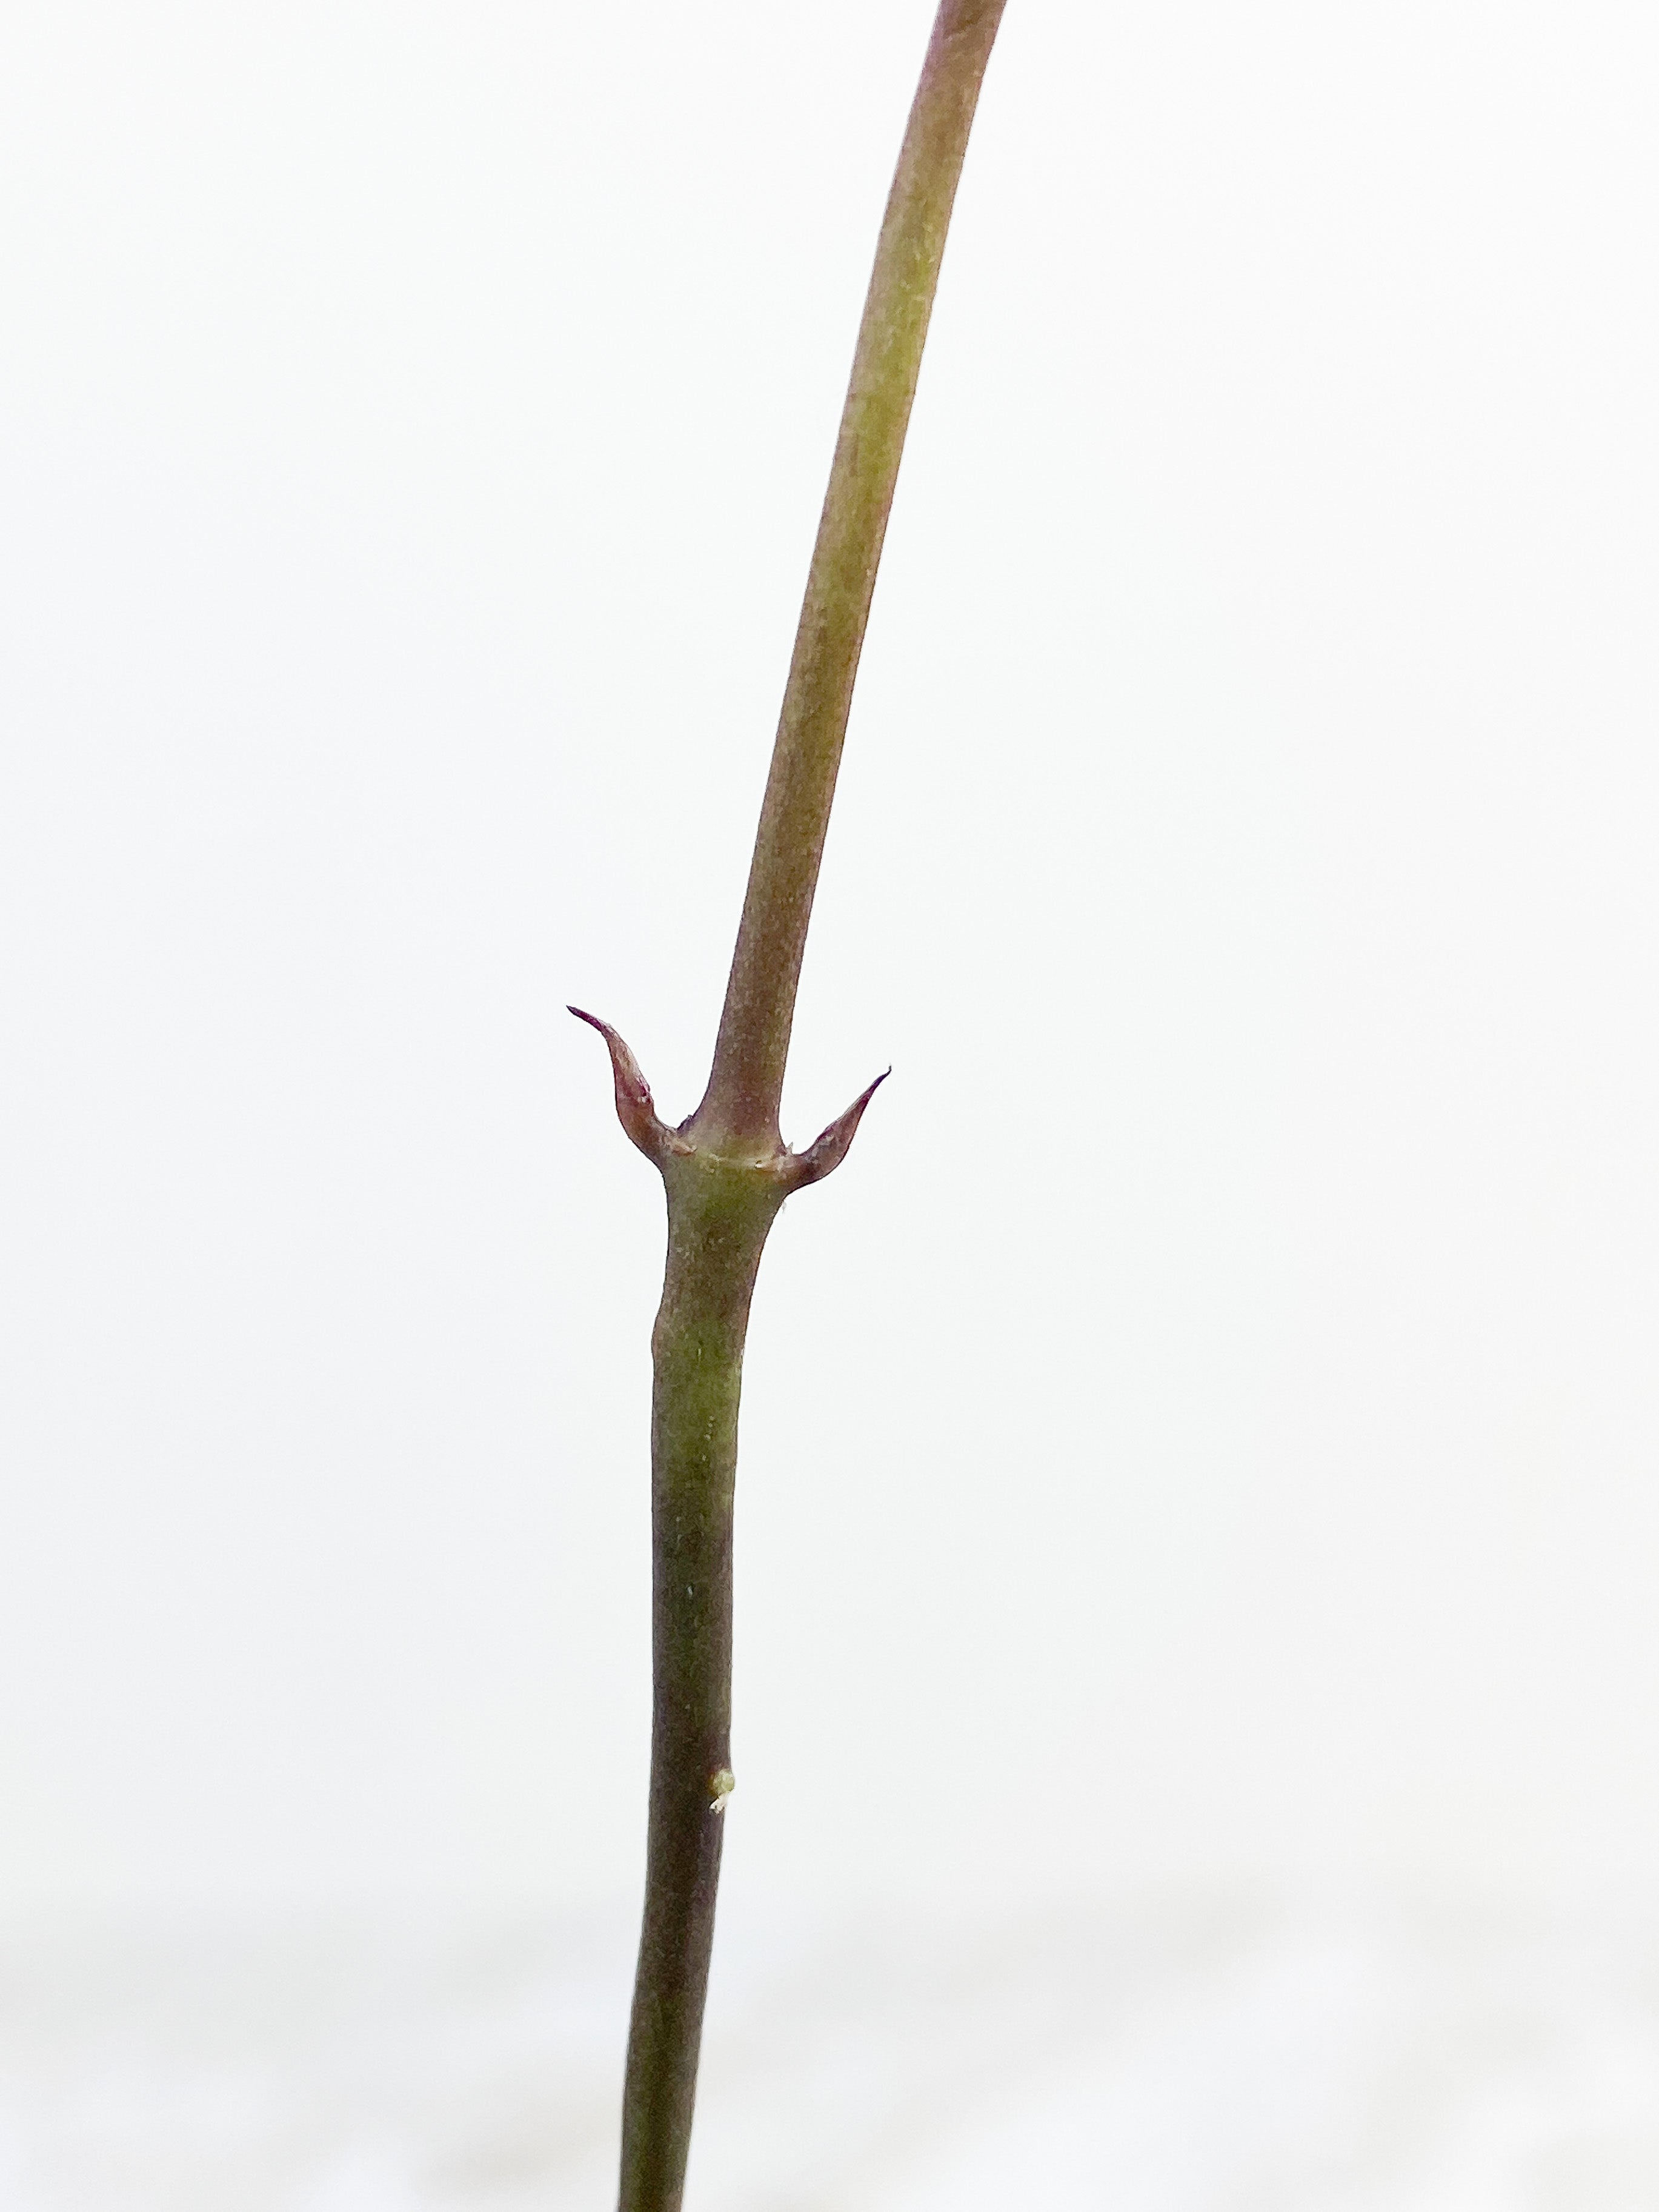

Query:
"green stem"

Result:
[[693, 0, 1010, 1155], [575, 5, 1007, 2207], [619, 1148, 781, 2212]]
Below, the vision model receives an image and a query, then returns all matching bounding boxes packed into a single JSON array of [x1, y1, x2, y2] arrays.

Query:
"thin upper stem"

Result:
[[691, 0, 1009, 1154]]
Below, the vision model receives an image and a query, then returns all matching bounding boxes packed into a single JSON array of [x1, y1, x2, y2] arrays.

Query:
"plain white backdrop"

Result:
[[3, 0, 1658, 1940]]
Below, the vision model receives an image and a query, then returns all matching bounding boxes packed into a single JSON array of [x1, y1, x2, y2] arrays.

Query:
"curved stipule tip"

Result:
[[568, 1006, 679, 1165], [785, 1067, 891, 1191]]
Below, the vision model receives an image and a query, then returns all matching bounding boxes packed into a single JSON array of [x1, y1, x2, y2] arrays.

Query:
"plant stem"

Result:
[[575, 6, 1006, 2207], [620, 1145, 781, 2212], [694, 0, 1010, 1157]]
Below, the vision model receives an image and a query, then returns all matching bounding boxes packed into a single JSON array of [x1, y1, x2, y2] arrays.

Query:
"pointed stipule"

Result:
[[783, 1068, 890, 1191], [568, 1007, 688, 1165]]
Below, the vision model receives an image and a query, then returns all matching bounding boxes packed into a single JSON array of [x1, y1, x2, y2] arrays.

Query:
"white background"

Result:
[[3, 0, 1658, 1938]]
